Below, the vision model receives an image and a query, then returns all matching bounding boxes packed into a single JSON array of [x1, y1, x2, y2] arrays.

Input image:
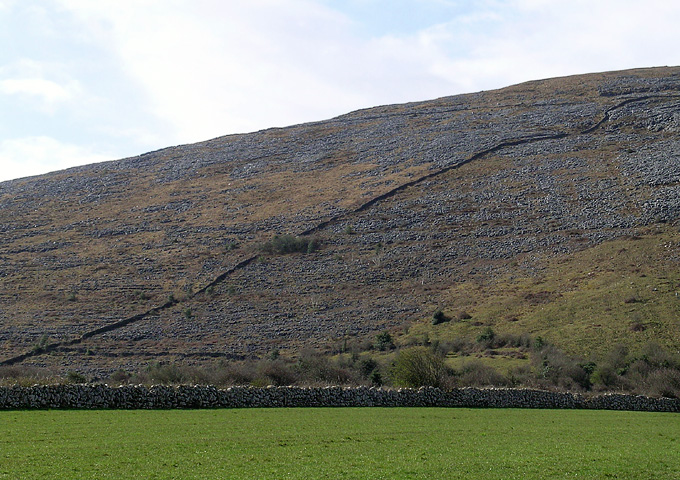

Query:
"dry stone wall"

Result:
[[0, 385, 678, 412]]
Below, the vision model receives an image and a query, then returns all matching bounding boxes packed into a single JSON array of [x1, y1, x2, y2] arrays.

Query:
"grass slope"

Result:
[[409, 224, 680, 360], [1, 408, 678, 479]]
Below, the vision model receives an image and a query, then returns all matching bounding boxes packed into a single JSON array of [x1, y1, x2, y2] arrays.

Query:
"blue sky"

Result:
[[2, 0, 680, 182]]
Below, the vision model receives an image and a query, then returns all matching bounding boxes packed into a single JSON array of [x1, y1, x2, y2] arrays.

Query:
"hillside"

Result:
[[1, 66, 680, 378]]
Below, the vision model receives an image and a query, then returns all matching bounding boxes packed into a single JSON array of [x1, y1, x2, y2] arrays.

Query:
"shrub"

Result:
[[629, 321, 646, 332], [134, 363, 189, 385], [268, 349, 280, 360], [209, 361, 257, 386], [390, 347, 447, 388], [605, 344, 629, 371], [437, 338, 473, 355], [533, 345, 591, 390], [638, 342, 678, 369], [370, 370, 383, 386], [65, 371, 87, 384], [259, 234, 319, 255], [109, 369, 131, 384], [225, 285, 237, 295], [431, 309, 450, 325], [457, 360, 508, 387], [32, 334, 49, 354], [255, 359, 298, 386], [495, 333, 533, 349], [374, 332, 394, 351], [359, 358, 378, 378], [476, 327, 495, 345], [580, 361, 597, 377], [533, 336, 545, 350], [591, 365, 620, 388], [645, 368, 680, 398], [295, 349, 340, 385], [507, 365, 534, 387]]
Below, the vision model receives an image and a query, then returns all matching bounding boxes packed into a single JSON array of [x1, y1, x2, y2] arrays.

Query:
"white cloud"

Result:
[[0, 59, 84, 114], [57, 0, 369, 140], [1, 77, 73, 105], [0, 137, 113, 182]]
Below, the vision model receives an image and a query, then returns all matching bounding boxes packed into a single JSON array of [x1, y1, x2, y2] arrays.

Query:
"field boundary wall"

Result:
[[0, 385, 678, 411]]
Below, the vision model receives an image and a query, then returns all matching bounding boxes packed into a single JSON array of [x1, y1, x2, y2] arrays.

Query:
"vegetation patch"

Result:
[[258, 234, 320, 255], [412, 225, 680, 360]]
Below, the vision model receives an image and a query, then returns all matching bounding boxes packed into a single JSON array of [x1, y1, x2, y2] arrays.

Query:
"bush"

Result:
[[629, 321, 646, 332], [591, 365, 620, 389], [437, 338, 473, 355], [495, 333, 533, 349], [296, 349, 357, 385], [533, 345, 591, 390], [133, 363, 190, 385], [259, 234, 320, 255], [209, 361, 257, 386], [374, 332, 394, 351], [359, 358, 378, 378], [645, 368, 680, 398], [254, 359, 298, 386], [457, 360, 508, 387], [65, 371, 87, 384], [431, 309, 450, 325], [370, 370, 383, 386], [390, 347, 447, 388], [638, 342, 678, 370], [533, 336, 545, 350], [32, 334, 50, 354], [109, 369, 131, 384], [476, 327, 495, 346]]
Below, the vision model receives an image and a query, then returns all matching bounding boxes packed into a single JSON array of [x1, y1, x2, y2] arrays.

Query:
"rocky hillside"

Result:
[[1, 67, 680, 377]]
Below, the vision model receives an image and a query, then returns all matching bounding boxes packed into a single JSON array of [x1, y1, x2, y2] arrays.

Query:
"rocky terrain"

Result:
[[1, 66, 680, 377]]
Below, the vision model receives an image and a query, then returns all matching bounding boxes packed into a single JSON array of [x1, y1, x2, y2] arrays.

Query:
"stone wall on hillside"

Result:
[[0, 385, 678, 412]]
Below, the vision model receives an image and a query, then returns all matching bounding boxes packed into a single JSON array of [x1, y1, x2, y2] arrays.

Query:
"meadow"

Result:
[[1, 408, 678, 479]]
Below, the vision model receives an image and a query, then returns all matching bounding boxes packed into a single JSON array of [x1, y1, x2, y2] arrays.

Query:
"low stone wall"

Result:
[[0, 385, 678, 411]]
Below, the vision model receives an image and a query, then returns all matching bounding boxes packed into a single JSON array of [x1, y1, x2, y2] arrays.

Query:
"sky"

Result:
[[1, 0, 680, 183]]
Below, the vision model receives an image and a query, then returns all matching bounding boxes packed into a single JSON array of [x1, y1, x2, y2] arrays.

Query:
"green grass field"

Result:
[[1, 408, 678, 479]]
